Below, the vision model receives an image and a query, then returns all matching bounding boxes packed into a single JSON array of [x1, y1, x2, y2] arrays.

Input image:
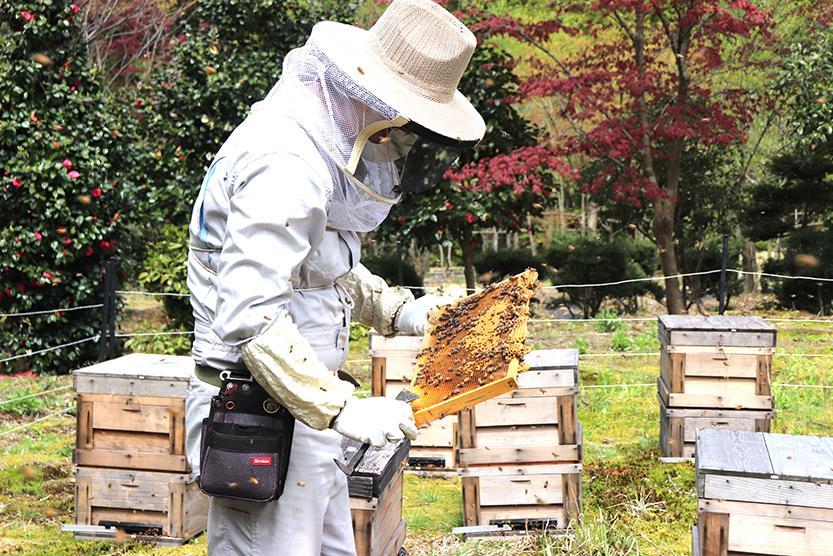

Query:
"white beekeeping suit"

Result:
[[184, 0, 485, 553]]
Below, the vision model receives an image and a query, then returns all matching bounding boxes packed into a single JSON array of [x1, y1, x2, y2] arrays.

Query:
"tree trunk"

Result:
[[461, 227, 476, 291], [653, 198, 685, 314], [743, 239, 758, 294]]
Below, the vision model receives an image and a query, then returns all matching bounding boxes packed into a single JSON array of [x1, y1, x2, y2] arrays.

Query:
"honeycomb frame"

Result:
[[409, 269, 539, 427]]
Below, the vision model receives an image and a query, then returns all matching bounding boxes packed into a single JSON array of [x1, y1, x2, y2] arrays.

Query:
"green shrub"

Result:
[[362, 252, 424, 297], [545, 233, 662, 318], [473, 248, 549, 284], [764, 228, 833, 314], [0, 1, 140, 373], [138, 224, 191, 329], [594, 308, 625, 333]]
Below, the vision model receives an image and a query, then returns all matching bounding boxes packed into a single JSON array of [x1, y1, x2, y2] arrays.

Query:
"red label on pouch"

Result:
[[251, 456, 273, 466]]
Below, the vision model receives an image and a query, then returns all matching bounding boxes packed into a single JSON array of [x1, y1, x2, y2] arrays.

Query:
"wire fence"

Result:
[[2, 265, 833, 428]]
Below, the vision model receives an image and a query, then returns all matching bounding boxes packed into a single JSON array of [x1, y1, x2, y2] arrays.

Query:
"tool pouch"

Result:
[[198, 372, 294, 502]]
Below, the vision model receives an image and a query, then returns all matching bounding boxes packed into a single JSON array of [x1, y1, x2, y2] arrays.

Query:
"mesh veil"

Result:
[[254, 38, 404, 232]]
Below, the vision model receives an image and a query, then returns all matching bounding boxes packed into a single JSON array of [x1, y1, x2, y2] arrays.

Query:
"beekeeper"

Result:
[[184, 0, 485, 553]]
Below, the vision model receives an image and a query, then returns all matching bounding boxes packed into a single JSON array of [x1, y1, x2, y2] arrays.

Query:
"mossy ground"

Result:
[[1, 303, 831, 555]]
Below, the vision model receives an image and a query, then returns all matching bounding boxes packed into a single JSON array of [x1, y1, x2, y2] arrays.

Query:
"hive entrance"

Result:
[[409, 269, 539, 426]]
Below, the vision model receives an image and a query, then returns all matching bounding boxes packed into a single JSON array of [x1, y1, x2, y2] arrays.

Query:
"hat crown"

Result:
[[369, 0, 476, 103]]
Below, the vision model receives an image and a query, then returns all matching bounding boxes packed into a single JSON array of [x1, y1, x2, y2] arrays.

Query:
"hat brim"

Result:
[[312, 21, 486, 144]]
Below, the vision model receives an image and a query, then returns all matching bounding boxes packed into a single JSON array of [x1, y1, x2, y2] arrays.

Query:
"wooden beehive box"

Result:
[[370, 334, 456, 468], [659, 402, 774, 458], [73, 466, 208, 545], [658, 316, 776, 411], [73, 354, 194, 472], [458, 349, 581, 530], [341, 438, 409, 556], [693, 428, 833, 555]]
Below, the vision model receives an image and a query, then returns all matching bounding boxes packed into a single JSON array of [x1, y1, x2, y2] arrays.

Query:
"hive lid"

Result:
[[524, 349, 579, 370], [369, 333, 423, 356], [696, 428, 833, 483], [658, 315, 776, 347], [72, 353, 193, 381]]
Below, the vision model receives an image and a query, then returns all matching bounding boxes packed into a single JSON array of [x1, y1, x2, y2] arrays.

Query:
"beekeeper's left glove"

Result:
[[332, 396, 418, 448], [394, 294, 455, 336]]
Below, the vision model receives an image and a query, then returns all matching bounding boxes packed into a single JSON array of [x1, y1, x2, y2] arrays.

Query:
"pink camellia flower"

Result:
[[20, 11, 35, 22], [29, 113, 39, 123], [33, 231, 43, 241], [100, 240, 111, 249], [42, 271, 54, 279], [70, 4, 79, 14], [62, 237, 72, 246], [465, 213, 476, 224], [67, 170, 80, 179], [85, 246, 94, 256], [91, 187, 102, 198], [62, 159, 72, 170], [11, 177, 23, 188]]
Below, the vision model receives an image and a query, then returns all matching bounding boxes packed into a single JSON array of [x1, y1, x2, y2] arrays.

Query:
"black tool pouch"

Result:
[[198, 371, 295, 503]]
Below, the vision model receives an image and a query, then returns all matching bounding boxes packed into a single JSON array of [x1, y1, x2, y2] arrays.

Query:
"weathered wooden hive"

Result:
[[457, 349, 582, 531], [70, 354, 207, 545], [657, 315, 776, 458], [693, 428, 833, 555], [341, 437, 410, 556], [370, 334, 457, 468]]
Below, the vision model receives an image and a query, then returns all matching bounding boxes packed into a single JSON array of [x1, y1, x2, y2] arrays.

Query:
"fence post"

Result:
[[396, 240, 404, 286], [106, 258, 119, 359], [97, 260, 113, 361], [719, 233, 729, 315], [97, 258, 119, 361]]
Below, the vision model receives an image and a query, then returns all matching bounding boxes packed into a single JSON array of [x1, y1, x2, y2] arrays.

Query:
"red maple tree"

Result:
[[468, 1, 778, 314]]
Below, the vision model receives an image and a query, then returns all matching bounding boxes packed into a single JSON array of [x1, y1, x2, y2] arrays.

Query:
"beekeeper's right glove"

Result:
[[332, 397, 418, 448]]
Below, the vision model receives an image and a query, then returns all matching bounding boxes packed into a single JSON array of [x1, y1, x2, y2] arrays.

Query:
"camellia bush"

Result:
[[0, 0, 138, 373]]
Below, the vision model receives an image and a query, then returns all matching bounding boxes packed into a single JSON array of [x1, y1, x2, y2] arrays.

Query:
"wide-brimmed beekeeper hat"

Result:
[[312, 0, 486, 144]]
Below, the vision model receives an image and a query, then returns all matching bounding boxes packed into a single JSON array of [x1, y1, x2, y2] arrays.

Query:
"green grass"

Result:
[[1, 308, 832, 554]]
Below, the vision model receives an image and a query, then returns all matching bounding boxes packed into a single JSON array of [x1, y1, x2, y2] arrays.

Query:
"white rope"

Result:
[[114, 331, 193, 338], [0, 385, 72, 406], [0, 335, 99, 365], [733, 269, 833, 283], [529, 317, 656, 323], [580, 352, 660, 358], [772, 383, 833, 389], [116, 290, 190, 298], [543, 269, 723, 290], [0, 303, 103, 318], [0, 405, 74, 437], [580, 383, 654, 389], [766, 318, 833, 324]]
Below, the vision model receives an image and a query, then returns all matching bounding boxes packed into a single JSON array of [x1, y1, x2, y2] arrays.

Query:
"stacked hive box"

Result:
[[693, 428, 833, 555], [658, 316, 776, 458], [342, 438, 409, 556], [71, 354, 207, 545], [370, 334, 456, 468], [458, 349, 581, 530]]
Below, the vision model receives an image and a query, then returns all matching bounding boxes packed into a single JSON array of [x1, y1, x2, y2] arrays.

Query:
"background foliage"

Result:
[[0, 0, 139, 372]]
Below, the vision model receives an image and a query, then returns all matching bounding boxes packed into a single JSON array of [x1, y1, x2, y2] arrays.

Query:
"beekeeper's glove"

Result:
[[332, 397, 418, 448], [394, 294, 455, 336]]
